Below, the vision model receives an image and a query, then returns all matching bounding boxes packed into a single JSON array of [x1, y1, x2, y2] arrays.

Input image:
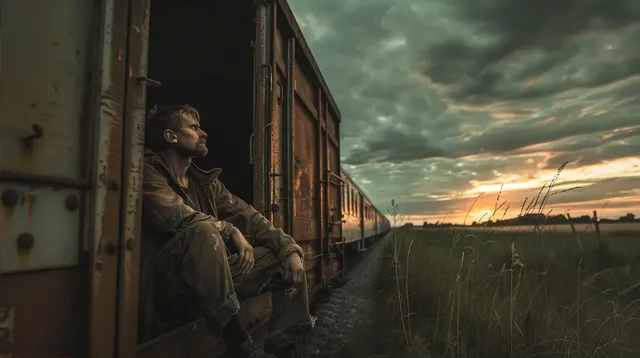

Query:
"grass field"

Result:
[[338, 222, 640, 358]]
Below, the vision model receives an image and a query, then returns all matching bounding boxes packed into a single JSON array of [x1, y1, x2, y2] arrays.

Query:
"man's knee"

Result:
[[182, 220, 227, 256], [163, 220, 231, 286]]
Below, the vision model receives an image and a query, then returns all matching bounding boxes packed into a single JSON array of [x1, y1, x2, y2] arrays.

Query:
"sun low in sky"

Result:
[[288, 0, 640, 224]]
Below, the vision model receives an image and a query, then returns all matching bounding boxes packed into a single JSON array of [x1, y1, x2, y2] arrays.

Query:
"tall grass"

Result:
[[338, 165, 640, 358]]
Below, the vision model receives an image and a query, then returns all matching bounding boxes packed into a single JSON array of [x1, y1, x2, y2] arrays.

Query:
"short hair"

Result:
[[144, 104, 201, 149]]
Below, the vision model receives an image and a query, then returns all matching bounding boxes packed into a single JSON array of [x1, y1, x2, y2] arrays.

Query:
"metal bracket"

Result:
[[137, 76, 162, 87]]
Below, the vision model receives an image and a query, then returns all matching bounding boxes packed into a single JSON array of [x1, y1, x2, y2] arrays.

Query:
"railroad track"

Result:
[[295, 232, 392, 357]]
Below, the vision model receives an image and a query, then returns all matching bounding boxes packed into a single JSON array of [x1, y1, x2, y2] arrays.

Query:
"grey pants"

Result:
[[148, 218, 313, 347]]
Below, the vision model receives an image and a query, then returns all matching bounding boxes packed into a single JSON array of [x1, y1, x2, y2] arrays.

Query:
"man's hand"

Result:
[[229, 227, 254, 274], [284, 252, 304, 284]]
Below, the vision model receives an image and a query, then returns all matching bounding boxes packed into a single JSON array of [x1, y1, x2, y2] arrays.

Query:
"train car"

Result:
[[362, 196, 375, 239], [0, 0, 389, 357], [339, 168, 389, 256], [340, 169, 362, 246]]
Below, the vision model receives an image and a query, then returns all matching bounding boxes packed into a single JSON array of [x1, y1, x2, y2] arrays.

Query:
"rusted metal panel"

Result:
[[0, 184, 82, 273], [274, 0, 341, 121], [327, 109, 338, 145], [0, 0, 98, 274], [116, 0, 149, 356], [0, 0, 125, 357], [252, 1, 271, 216], [0, 268, 88, 357], [89, 0, 131, 356], [284, 37, 295, 241], [316, 92, 326, 285], [274, 18, 288, 74], [291, 103, 318, 242], [0, 0, 96, 181], [293, 58, 318, 115], [268, 72, 287, 230]]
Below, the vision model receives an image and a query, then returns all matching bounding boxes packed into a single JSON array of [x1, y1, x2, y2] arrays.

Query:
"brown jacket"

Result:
[[141, 148, 300, 258], [138, 149, 302, 340]]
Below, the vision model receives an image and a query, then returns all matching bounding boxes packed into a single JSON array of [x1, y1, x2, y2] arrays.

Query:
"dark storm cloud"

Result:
[[423, 0, 640, 102], [546, 136, 640, 168], [337, 0, 640, 164], [345, 127, 444, 165]]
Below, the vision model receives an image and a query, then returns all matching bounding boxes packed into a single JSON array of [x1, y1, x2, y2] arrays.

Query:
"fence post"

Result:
[[566, 213, 583, 252], [592, 210, 602, 247]]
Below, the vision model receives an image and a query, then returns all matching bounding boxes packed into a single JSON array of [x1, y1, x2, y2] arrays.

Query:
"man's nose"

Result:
[[199, 129, 208, 138]]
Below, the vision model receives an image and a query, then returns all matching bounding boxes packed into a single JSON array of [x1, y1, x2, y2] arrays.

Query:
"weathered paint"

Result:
[[116, 0, 150, 355], [316, 91, 326, 285], [293, 58, 318, 114], [274, 0, 341, 121], [88, 0, 130, 356], [291, 104, 318, 243], [267, 6, 287, 231], [0, 0, 125, 356], [0, 268, 87, 356], [0, 184, 81, 273], [269, 70, 287, 230], [0, 0, 96, 180]]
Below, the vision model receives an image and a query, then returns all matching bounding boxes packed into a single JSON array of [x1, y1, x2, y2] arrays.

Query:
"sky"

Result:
[[288, 0, 640, 225]]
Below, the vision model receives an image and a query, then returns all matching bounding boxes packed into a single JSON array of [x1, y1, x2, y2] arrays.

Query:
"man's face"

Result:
[[166, 113, 208, 158]]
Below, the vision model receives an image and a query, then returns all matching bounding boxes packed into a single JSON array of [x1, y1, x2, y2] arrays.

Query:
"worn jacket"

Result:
[[141, 148, 302, 259], [138, 149, 302, 340]]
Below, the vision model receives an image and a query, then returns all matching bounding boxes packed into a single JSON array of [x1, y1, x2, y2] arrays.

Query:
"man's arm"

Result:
[[212, 178, 303, 260], [143, 161, 234, 240]]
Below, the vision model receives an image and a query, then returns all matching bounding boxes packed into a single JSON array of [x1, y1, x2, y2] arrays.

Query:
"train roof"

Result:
[[276, 0, 341, 121]]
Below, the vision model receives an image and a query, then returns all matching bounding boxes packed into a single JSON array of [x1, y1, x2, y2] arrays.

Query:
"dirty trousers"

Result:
[[152, 219, 313, 344]]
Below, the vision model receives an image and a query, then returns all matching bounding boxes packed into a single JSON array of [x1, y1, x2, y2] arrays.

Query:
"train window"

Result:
[[345, 185, 349, 213], [352, 189, 356, 213], [146, 0, 256, 206]]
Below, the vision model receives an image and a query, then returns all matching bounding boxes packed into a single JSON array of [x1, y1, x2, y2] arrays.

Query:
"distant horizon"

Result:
[[383, 207, 640, 226]]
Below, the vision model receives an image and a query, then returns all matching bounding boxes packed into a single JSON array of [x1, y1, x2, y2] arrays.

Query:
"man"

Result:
[[138, 104, 313, 358]]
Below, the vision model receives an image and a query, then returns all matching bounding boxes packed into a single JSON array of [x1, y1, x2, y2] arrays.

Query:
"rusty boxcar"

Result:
[[0, 0, 390, 357]]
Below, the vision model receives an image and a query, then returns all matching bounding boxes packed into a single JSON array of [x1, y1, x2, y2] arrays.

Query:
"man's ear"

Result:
[[163, 129, 178, 144]]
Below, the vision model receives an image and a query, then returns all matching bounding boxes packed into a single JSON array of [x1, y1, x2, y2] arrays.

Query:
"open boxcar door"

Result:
[[130, 0, 275, 357]]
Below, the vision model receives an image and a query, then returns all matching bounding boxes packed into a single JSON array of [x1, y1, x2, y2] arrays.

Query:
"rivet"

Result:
[[104, 242, 117, 255], [1, 190, 18, 207], [107, 181, 119, 191], [17, 233, 35, 250], [65, 194, 79, 211]]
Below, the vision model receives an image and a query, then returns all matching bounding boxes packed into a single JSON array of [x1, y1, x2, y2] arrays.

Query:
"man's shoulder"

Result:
[[188, 162, 223, 187]]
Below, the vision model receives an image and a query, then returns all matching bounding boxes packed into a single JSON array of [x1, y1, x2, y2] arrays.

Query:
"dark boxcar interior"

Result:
[[146, 0, 256, 203]]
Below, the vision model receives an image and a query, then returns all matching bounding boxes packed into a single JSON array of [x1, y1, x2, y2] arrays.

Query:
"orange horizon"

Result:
[[372, 156, 640, 225]]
